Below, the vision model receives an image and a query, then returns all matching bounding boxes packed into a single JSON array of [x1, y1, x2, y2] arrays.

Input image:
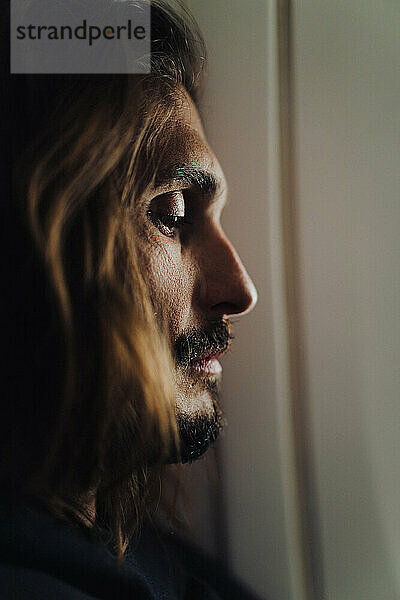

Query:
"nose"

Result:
[[197, 226, 258, 319]]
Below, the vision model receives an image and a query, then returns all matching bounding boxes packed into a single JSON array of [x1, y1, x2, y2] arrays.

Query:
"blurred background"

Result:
[[179, 1, 400, 599]]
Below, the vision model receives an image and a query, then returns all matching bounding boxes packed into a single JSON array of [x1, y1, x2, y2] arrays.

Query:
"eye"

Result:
[[147, 191, 192, 238]]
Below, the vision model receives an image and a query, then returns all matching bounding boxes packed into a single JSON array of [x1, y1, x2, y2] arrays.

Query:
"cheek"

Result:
[[137, 242, 194, 335]]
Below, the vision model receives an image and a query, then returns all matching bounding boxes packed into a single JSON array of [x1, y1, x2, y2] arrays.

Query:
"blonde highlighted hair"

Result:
[[4, 0, 206, 558]]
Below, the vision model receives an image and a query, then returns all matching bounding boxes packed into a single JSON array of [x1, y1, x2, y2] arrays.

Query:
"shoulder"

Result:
[[0, 564, 97, 599], [0, 500, 154, 600], [128, 523, 264, 600]]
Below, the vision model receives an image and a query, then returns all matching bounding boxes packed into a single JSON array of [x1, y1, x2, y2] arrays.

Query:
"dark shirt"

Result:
[[0, 498, 263, 599]]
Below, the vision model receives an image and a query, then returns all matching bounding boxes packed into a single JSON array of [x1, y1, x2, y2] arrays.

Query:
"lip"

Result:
[[190, 354, 223, 375]]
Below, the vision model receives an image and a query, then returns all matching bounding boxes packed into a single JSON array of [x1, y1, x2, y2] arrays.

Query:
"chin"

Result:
[[174, 378, 225, 464]]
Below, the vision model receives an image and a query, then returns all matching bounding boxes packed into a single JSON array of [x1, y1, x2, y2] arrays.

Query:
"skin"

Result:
[[135, 89, 257, 429]]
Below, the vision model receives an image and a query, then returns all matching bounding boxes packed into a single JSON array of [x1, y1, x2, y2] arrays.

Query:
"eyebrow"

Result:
[[154, 164, 223, 197]]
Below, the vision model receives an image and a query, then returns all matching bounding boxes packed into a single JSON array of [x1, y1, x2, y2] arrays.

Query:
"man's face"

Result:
[[135, 90, 257, 462]]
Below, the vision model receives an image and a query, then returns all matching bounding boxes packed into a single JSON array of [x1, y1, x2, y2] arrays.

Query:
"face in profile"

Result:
[[135, 90, 257, 462], [6, 3, 254, 550]]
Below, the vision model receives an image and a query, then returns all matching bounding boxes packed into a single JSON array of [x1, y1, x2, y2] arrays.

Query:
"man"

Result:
[[2, 1, 259, 598]]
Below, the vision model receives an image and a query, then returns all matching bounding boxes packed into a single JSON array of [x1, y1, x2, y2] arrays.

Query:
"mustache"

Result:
[[174, 318, 233, 367]]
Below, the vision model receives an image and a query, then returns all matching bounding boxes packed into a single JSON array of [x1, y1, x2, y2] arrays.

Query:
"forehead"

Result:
[[176, 89, 205, 137], [157, 89, 226, 191]]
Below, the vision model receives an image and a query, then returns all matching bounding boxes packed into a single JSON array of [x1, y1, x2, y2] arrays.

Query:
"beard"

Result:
[[176, 379, 224, 463], [101, 319, 233, 484], [172, 318, 232, 463]]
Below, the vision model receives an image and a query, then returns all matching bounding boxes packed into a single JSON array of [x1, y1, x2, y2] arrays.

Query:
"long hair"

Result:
[[3, 0, 206, 558]]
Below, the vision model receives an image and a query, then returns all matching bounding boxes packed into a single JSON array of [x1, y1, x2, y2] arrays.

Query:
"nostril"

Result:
[[208, 276, 258, 319], [210, 302, 242, 318]]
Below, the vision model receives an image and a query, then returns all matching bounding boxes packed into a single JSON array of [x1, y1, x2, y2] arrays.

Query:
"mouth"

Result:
[[174, 319, 233, 378], [189, 352, 223, 376]]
